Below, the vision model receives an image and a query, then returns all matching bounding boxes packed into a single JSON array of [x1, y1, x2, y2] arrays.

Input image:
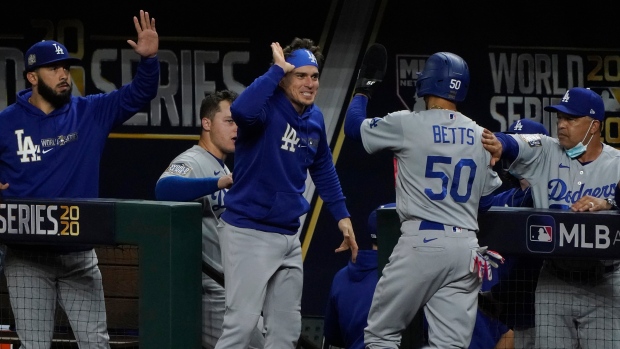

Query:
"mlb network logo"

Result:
[[396, 54, 428, 111], [526, 215, 555, 253]]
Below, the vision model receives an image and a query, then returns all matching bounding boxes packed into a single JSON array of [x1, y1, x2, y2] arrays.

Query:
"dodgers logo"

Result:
[[526, 214, 555, 253]]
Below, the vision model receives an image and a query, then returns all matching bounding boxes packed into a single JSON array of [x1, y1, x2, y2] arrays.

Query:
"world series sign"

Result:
[[0, 198, 116, 246]]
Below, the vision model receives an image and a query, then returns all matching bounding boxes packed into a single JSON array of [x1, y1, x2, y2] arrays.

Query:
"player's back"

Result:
[[391, 109, 500, 230]]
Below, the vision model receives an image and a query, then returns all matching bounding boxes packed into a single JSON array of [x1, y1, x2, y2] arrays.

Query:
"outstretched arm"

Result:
[[482, 129, 503, 166], [155, 175, 232, 202], [126, 10, 158, 58], [344, 95, 368, 142], [335, 217, 358, 263]]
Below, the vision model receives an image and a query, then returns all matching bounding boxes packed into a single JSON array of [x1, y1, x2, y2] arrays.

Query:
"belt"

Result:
[[419, 220, 444, 230]]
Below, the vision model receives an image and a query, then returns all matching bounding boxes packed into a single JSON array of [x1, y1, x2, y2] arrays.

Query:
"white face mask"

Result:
[[564, 120, 595, 159]]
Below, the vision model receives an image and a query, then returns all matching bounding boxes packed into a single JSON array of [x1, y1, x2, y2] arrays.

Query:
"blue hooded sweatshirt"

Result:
[[222, 64, 349, 234]]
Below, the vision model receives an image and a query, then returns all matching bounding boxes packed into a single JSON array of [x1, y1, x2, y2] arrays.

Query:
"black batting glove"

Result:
[[354, 43, 387, 99]]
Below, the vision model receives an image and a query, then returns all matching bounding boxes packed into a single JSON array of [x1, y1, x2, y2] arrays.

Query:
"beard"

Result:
[[37, 78, 72, 109]]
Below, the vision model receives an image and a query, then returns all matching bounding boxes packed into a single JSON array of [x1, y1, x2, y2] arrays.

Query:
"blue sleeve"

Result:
[[230, 65, 285, 127], [478, 193, 495, 213], [495, 132, 518, 162], [95, 56, 160, 130], [309, 119, 350, 221], [491, 188, 517, 207], [344, 95, 369, 142], [155, 176, 220, 201]]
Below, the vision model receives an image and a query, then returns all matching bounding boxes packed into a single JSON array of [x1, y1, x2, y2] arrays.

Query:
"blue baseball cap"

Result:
[[544, 87, 605, 122], [25, 40, 81, 72], [507, 119, 549, 136], [367, 203, 396, 244]]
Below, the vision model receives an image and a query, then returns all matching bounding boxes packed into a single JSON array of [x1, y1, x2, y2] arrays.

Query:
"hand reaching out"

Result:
[[127, 10, 158, 58], [335, 217, 358, 263], [481, 129, 502, 166]]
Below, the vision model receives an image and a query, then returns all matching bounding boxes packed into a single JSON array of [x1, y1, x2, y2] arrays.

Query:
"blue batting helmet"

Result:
[[415, 52, 470, 102]]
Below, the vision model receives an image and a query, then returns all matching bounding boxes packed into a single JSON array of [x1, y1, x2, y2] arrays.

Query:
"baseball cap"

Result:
[[507, 119, 549, 136], [543, 87, 605, 122], [367, 203, 396, 244], [25, 40, 81, 72]]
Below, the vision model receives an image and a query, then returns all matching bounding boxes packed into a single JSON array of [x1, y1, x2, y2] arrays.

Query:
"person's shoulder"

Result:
[[174, 145, 207, 161], [0, 103, 18, 117], [602, 143, 620, 157]]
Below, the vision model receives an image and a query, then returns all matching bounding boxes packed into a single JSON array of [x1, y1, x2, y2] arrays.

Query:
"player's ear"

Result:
[[595, 119, 603, 134], [26, 71, 37, 86], [201, 117, 211, 132]]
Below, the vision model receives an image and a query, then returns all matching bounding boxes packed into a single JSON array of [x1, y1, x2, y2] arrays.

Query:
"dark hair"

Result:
[[280, 37, 324, 69], [199, 90, 238, 120]]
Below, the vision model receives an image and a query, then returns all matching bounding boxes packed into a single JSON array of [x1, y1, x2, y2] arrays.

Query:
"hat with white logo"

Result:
[[25, 40, 81, 72], [507, 119, 549, 136], [544, 87, 605, 122]]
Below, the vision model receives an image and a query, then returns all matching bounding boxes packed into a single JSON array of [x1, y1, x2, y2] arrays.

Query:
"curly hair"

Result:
[[280, 37, 324, 69]]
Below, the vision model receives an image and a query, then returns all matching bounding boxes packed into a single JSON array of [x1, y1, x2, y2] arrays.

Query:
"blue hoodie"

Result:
[[0, 56, 159, 251], [323, 250, 378, 349], [222, 64, 349, 234]]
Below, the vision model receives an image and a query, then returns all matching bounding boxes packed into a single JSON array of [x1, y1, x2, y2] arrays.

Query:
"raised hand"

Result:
[[126, 10, 158, 58], [271, 42, 294, 74]]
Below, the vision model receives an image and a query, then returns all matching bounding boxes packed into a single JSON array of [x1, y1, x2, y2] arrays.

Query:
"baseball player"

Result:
[[344, 47, 503, 348], [155, 90, 264, 349], [482, 87, 620, 349], [215, 38, 357, 349], [0, 10, 158, 349]]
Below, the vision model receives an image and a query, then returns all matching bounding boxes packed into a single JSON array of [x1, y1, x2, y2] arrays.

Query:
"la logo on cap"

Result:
[[561, 91, 570, 103], [513, 120, 524, 131], [53, 43, 65, 55]]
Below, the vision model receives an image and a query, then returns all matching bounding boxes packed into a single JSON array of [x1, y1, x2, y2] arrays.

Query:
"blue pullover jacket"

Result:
[[323, 249, 377, 349], [222, 64, 349, 234], [0, 56, 159, 251]]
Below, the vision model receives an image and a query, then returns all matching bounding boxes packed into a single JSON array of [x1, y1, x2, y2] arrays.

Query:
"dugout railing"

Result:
[[0, 198, 202, 348]]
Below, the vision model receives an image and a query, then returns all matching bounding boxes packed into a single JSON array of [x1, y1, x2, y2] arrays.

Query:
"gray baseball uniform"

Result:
[[158, 145, 264, 349], [506, 134, 620, 349], [360, 109, 502, 348]]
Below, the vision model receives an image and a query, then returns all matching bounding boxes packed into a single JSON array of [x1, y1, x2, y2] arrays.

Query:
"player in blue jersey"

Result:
[[483, 87, 620, 349], [345, 47, 503, 348], [0, 10, 159, 349], [215, 38, 358, 349]]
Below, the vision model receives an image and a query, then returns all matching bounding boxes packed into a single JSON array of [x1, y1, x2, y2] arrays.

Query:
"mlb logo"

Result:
[[526, 215, 555, 253], [530, 225, 552, 242]]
